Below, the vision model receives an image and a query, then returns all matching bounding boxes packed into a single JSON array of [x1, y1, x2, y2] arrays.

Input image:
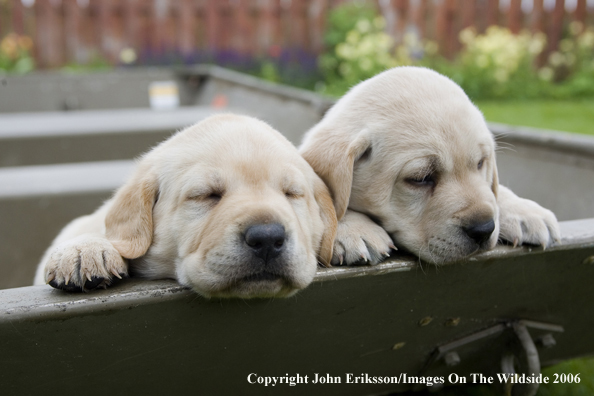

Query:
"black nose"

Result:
[[244, 223, 286, 262], [463, 219, 495, 245]]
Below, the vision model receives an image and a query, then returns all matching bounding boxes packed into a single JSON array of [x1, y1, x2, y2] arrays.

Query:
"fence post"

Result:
[[309, 0, 327, 54], [547, 0, 565, 54], [34, 0, 65, 69], [508, 0, 523, 33], [573, 0, 587, 23], [177, 0, 195, 59]]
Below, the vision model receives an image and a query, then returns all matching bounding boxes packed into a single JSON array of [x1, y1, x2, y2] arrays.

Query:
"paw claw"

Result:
[[498, 186, 560, 251], [331, 211, 394, 266], [111, 268, 123, 279], [42, 235, 127, 292]]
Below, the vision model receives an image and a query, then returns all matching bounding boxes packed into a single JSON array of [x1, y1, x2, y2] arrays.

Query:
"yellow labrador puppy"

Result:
[[300, 67, 559, 265], [34, 114, 336, 298]]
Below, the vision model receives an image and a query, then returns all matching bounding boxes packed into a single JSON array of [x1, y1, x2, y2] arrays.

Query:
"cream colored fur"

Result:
[[35, 114, 337, 298], [300, 66, 559, 265]]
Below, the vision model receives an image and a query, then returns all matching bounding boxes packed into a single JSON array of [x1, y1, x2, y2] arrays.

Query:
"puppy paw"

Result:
[[498, 187, 560, 248], [332, 210, 395, 266], [44, 234, 128, 292]]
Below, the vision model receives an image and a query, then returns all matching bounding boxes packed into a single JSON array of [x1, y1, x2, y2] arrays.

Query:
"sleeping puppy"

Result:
[[300, 66, 559, 265], [34, 114, 336, 298]]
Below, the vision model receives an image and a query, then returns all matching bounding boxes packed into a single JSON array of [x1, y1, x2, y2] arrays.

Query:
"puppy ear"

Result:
[[301, 129, 370, 220], [491, 159, 499, 197], [105, 163, 159, 259], [313, 177, 338, 267]]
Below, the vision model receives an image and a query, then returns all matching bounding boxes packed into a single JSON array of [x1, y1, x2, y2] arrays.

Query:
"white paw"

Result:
[[498, 195, 560, 248], [332, 210, 395, 266], [45, 234, 128, 292]]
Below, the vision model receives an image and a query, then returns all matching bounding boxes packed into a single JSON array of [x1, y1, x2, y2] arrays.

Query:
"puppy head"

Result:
[[106, 114, 336, 298], [300, 67, 499, 264]]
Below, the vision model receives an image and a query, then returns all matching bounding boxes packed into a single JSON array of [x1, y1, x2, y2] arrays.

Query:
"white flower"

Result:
[[476, 54, 489, 68], [356, 19, 371, 34], [459, 28, 476, 45], [569, 21, 584, 36], [548, 51, 565, 67], [119, 48, 137, 64], [538, 67, 554, 81]]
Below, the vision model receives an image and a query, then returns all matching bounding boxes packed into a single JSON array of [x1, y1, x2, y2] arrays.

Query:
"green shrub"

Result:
[[317, 2, 382, 95], [449, 26, 547, 99], [318, 4, 594, 100], [0, 32, 35, 74]]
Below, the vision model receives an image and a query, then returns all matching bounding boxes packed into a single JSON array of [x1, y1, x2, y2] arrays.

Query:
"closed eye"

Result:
[[405, 173, 435, 187], [206, 192, 222, 201], [187, 190, 224, 204], [284, 186, 304, 199]]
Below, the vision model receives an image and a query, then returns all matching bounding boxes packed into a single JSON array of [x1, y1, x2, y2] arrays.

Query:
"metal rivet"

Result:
[[539, 333, 556, 348], [392, 342, 406, 350], [445, 317, 461, 327], [583, 256, 594, 265], [444, 351, 460, 367], [418, 316, 433, 326]]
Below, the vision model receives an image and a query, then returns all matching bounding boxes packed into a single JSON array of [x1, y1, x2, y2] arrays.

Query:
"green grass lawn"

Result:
[[475, 100, 594, 136]]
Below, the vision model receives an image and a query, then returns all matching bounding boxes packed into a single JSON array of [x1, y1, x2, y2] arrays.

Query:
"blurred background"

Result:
[[1, 1, 594, 395], [0, 0, 593, 130]]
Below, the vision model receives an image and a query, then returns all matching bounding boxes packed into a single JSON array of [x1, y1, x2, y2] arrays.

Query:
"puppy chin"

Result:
[[189, 276, 302, 299], [418, 236, 499, 265], [209, 279, 300, 299], [176, 260, 306, 299]]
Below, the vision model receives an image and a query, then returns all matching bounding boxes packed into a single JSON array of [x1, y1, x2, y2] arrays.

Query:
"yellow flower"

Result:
[[578, 31, 594, 49], [119, 47, 137, 64], [356, 19, 371, 34], [373, 16, 386, 30], [538, 67, 554, 81], [569, 21, 584, 36], [1, 34, 18, 59], [424, 41, 438, 55], [459, 27, 476, 45], [476, 54, 489, 68], [346, 30, 360, 45], [548, 51, 564, 67], [17, 35, 33, 52], [560, 39, 574, 53]]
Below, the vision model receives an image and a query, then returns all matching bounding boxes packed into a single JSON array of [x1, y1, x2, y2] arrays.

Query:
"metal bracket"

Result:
[[422, 320, 564, 396]]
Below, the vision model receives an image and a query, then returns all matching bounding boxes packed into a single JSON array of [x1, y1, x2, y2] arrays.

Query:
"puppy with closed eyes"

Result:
[[300, 66, 559, 265], [34, 114, 337, 298]]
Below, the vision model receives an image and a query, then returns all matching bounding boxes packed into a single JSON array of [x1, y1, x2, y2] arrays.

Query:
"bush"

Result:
[[449, 26, 547, 99], [318, 4, 594, 100], [317, 2, 384, 95], [0, 32, 35, 74]]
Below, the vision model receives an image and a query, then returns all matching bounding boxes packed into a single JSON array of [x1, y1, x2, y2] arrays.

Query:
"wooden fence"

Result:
[[0, 0, 593, 69]]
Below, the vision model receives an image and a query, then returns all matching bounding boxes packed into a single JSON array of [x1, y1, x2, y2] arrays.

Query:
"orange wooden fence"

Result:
[[0, 0, 593, 69]]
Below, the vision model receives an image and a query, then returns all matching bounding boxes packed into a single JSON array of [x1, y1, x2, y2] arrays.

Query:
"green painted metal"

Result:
[[1, 219, 593, 395]]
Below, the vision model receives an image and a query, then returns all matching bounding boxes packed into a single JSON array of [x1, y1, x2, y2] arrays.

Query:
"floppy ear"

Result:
[[313, 177, 337, 267], [491, 158, 499, 197], [105, 163, 159, 259], [301, 129, 370, 220]]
